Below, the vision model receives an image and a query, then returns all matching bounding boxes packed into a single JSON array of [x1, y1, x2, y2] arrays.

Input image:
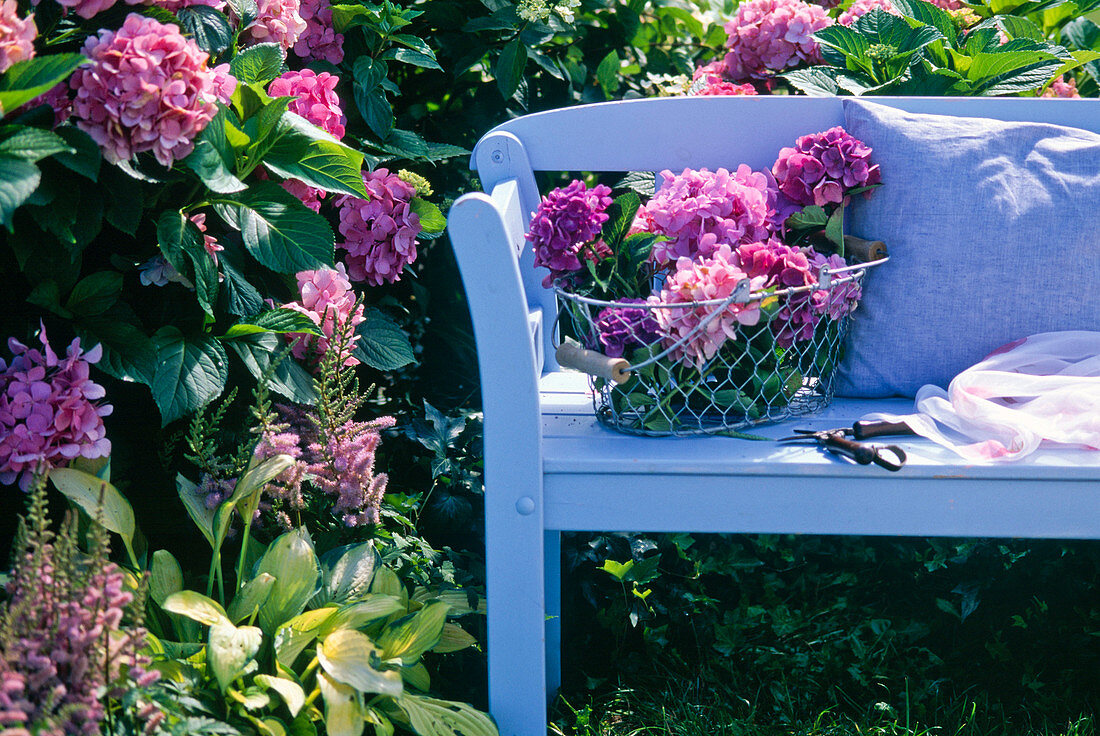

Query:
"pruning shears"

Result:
[[779, 420, 912, 472]]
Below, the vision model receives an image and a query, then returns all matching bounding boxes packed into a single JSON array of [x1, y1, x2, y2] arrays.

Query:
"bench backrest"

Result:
[[458, 95, 1100, 382]]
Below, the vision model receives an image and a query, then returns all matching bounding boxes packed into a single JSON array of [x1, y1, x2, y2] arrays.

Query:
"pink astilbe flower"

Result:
[[0, 327, 111, 491], [723, 0, 832, 80], [335, 168, 423, 286], [253, 404, 396, 528], [71, 14, 231, 167], [282, 264, 366, 371], [642, 166, 776, 268], [268, 69, 346, 139], [293, 0, 343, 64], [772, 126, 880, 207], [837, 0, 898, 25], [654, 245, 767, 368], [0, 0, 35, 73], [1042, 75, 1081, 98], [239, 0, 307, 51], [526, 180, 613, 287]]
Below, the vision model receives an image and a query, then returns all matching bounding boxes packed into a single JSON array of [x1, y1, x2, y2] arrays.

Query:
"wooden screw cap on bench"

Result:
[[555, 341, 631, 384], [844, 235, 888, 262]]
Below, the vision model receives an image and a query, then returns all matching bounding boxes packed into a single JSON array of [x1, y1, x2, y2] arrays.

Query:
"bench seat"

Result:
[[540, 371, 1100, 538]]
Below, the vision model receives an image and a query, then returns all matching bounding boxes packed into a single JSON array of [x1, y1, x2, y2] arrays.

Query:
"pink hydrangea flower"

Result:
[[20, 82, 72, 127], [641, 166, 776, 268], [0, 326, 112, 491], [723, 0, 832, 80], [190, 213, 223, 263], [837, 0, 898, 25], [735, 239, 816, 289], [281, 178, 325, 212], [335, 168, 423, 286], [268, 68, 345, 139], [655, 245, 768, 368], [695, 80, 758, 96], [527, 180, 613, 287], [282, 264, 366, 370], [929, 0, 962, 9], [55, 0, 119, 20], [292, 0, 343, 64], [772, 126, 880, 207], [1042, 75, 1080, 98], [808, 250, 860, 320], [239, 0, 307, 52], [0, 0, 35, 73], [692, 59, 730, 84], [71, 14, 231, 167], [144, 0, 225, 11]]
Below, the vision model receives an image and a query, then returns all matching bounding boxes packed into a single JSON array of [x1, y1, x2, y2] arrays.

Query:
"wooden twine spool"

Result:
[[555, 341, 631, 385]]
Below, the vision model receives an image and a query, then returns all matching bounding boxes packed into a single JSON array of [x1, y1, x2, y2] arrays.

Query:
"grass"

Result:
[[550, 684, 1097, 736]]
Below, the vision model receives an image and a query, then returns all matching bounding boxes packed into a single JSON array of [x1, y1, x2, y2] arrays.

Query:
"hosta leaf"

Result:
[[48, 467, 137, 559], [397, 694, 499, 736], [177, 473, 216, 547], [317, 629, 403, 697], [208, 621, 263, 691], [274, 607, 337, 666], [256, 528, 322, 635], [377, 601, 450, 665], [312, 542, 382, 607], [431, 622, 478, 653], [163, 590, 231, 627], [317, 671, 364, 736], [319, 596, 405, 635], [255, 675, 306, 718], [227, 573, 276, 624], [150, 550, 185, 606]]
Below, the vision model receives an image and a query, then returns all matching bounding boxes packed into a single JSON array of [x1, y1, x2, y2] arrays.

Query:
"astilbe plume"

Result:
[[639, 166, 776, 268], [71, 14, 234, 166], [526, 180, 613, 287], [0, 0, 35, 73], [0, 480, 159, 735], [293, 0, 343, 64], [335, 168, 422, 286], [772, 126, 880, 207], [723, 0, 832, 80], [238, 0, 307, 51], [654, 245, 768, 368], [282, 265, 366, 371], [0, 326, 111, 492]]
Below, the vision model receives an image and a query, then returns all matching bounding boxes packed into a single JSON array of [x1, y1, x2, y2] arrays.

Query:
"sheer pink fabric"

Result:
[[866, 332, 1100, 462]]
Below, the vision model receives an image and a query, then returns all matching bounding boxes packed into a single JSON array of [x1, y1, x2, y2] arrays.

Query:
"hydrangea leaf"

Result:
[[230, 42, 284, 85], [226, 333, 318, 405], [495, 37, 527, 99], [151, 327, 229, 425], [0, 155, 40, 227], [0, 126, 74, 162], [0, 54, 85, 115], [177, 6, 233, 56], [221, 307, 324, 339], [264, 111, 368, 198], [352, 307, 415, 372], [409, 197, 445, 233], [218, 181, 334, 274]]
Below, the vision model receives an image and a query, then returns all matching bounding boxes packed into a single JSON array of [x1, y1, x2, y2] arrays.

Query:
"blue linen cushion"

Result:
[[836, 99, 1100, 398]]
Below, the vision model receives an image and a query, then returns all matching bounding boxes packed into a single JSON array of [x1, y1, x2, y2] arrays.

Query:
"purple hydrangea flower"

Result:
[[772, 126, 880, 207], [808, 249, 861, 320], [527, 180, 613, 287], [595, 300, 663, 358]]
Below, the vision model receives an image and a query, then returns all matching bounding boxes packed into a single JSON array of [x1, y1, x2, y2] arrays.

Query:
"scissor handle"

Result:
[[852, 419, 915, 440], [822, 433, 876, 465], [871, 444, 907, 472]]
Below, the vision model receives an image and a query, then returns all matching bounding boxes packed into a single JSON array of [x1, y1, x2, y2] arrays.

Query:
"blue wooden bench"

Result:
[[445, 96, 1100, 736]]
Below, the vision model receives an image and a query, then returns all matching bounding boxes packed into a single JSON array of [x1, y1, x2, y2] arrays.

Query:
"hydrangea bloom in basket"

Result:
[[529, 127, 887, 436]]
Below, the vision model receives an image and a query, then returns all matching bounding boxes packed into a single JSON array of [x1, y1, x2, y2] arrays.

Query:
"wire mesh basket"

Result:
[[554, 257, 888, 437]]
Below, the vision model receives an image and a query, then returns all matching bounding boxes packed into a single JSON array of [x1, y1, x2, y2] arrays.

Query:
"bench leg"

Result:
[[545, 531, 562, 700], [486, 503, 547, 736]]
